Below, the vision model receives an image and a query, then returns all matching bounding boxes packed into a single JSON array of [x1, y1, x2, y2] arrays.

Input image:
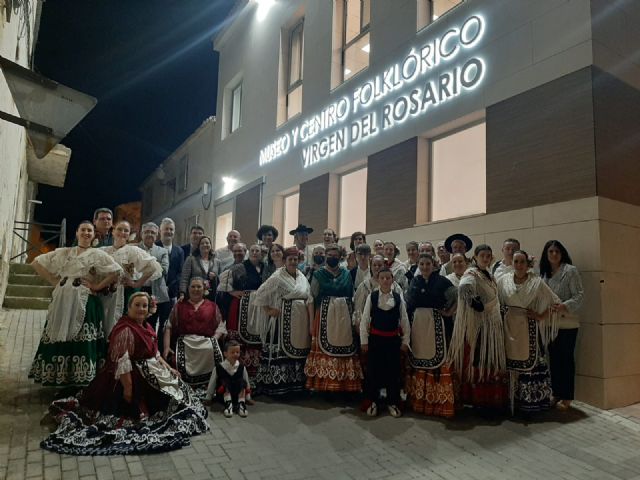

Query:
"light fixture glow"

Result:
[[255, 0, 275, 22], [361, 43, 370, 53], [222, 176, 238, 196], [433, 14, 439, 20], [344, 68, 352, 76]]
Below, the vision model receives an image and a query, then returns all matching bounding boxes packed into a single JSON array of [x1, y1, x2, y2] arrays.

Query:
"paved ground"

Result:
[[2, 309, 640, 480]]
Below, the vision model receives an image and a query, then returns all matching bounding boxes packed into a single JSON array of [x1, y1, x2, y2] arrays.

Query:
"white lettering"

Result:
[[259, 134, 291, 166], [258, 14, 487, 168]]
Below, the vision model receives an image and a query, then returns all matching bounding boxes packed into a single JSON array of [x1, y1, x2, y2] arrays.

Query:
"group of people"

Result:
[[28, 207, 584, 455]]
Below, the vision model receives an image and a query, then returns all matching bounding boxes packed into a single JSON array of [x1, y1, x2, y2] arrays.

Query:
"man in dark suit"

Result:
[[181, 224, 205, 260], [158, 218, 184, 301]]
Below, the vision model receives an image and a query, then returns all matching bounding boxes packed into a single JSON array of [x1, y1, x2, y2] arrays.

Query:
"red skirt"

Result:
[[304, 310, 362, 392], [459, 343, 508, 410], [406, 364, 456, 418]]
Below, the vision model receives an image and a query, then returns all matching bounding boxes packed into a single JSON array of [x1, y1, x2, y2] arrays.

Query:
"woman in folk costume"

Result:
[[163, 277, 226, 394], [383, 242, 408, 291], [218, 243, 266, 387], [305, 244, 363, 392], [30, 221, 122, 387], [101, 220, 162, 337], [448, 244, 508, 412], [405, 254, 458, 418], [262, 243, 285, 282], [404, 241, 420, 284], [253, 247, 313, 395], [345, 231, 366, 271], [445, 253, 468, 288], [41, 292, 208, 455], [497, 251, 560, 415]]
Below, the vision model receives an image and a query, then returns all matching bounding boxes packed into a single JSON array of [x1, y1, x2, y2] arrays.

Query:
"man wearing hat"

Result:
[[289, 224, 313, 271], [256, 225, 279, 251], [439, 233, 472, 276]]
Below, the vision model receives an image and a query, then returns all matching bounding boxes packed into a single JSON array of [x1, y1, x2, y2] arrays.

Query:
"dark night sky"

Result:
[[33, 0, 235, 230]]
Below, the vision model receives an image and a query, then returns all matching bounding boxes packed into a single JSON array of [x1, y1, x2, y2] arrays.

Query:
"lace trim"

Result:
[[114, 351, 132, 379]]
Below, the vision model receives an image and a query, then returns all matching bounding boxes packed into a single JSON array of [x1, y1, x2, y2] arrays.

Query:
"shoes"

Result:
[[223, 400, 233, 418], [238, 401, 248, 418], [366, 402, 378, 417], [388, 405, 402, 418]]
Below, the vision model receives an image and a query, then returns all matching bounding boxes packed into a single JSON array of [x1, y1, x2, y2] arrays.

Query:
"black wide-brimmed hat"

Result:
[[256, 225, 279, 241], [289, 224, 314, 235], [444, 233, 473, 253]]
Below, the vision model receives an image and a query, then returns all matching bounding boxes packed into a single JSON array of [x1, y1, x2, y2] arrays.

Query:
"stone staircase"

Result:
[[3, 263, 53, 310]]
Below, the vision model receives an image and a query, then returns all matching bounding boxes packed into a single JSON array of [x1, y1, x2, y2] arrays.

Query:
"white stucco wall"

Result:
[[0, 2, 41, 304]]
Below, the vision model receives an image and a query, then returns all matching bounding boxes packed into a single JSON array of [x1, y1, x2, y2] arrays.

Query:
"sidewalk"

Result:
[[2, 308, 640, 480]]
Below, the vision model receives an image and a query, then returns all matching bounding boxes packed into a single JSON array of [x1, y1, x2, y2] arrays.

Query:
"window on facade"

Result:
[[287, 20, 304, 120], [417, 0, 464, 30], [230, 82, 242, 133], [341, 0, 370, 82], [215, 212, 234, 250], [430, 122, 485, 222], [339, 167, 367, 238], [283, 192, 299, 243], [164, 178, 176, 207], [177, 155, 188, 193]]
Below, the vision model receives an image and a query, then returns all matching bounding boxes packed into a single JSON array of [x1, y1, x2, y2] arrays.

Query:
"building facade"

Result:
[[140, 117, 218, 244], [140, 0, 640, 408]]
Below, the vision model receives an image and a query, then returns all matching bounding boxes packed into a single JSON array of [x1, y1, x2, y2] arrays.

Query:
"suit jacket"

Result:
[[156, 241, 184, 299], [138, 243, 170, 303], [181, 243, 192, 261]]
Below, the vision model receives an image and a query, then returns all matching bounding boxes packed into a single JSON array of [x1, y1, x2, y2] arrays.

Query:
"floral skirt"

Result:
[[406, 364, 456, 418], [304, 311, 362, 392], [511, 358, 552, 414], [255, 349, 306, 396], [40, 358, 209, 455], [255, 321, 307, 396], [29, 295, 106, 387]]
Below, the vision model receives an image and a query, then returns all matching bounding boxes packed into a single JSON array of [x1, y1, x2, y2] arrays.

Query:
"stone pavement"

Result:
[[2, 309, 640, 480]]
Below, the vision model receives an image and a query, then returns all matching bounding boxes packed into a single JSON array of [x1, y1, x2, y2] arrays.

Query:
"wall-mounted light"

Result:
[[222, 176, 238, 196], [255, 0, 275, 22], [155, 165, 166, 181], [202, 181, 212, 210], [361, 44, 370, 53]]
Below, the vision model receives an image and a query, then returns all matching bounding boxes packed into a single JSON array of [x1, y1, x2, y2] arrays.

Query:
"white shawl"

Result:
[[497, 272, 560, 347], [448, 267, 505, 381], [253, 267, 312, 345]]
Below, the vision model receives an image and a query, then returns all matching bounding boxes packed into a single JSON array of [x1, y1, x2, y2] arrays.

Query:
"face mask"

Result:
[[313, 255, 325, 265], [326, 257, 340, 268]]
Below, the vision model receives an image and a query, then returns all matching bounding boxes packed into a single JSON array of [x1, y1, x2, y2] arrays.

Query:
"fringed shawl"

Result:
[[447, 267, 505, 381]]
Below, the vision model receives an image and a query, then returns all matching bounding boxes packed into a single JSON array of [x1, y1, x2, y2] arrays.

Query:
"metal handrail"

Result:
[[10, 218, 67, 262]]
